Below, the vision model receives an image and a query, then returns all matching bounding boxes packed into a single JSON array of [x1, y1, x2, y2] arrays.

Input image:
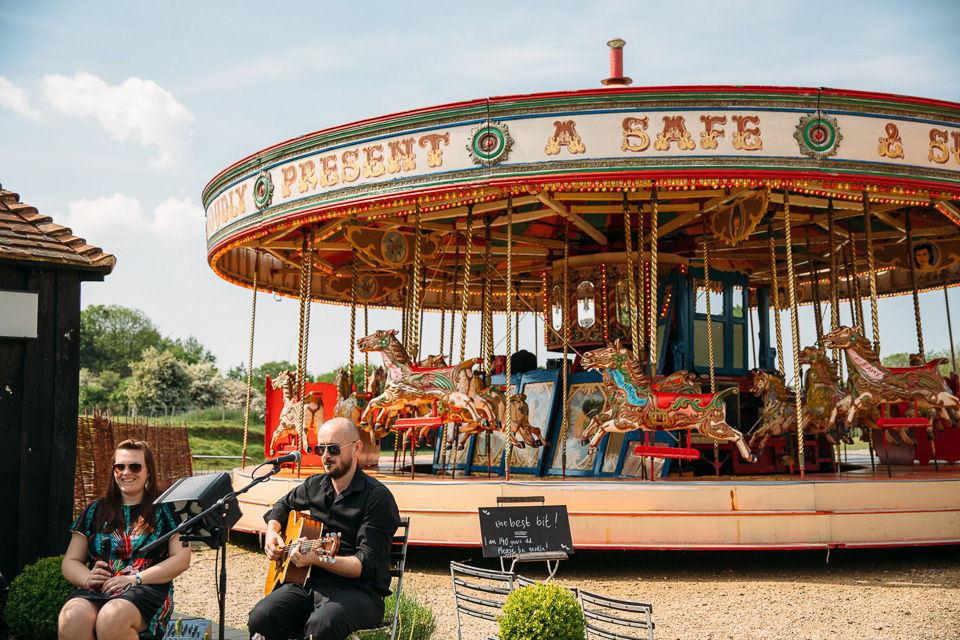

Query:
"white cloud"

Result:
[[64, 193, 201, 244], [39, 72, 194, 168], [152, 196, 203, 239], [65, 193, 144, 242], [0, 77, 41, 119]]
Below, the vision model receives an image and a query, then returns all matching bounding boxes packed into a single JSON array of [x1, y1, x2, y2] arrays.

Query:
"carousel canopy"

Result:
[[203, 85, 960, 315]]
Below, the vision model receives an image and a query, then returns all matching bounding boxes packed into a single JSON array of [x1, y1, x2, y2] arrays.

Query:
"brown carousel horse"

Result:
[[356, 329, 494, 434], [445, 388, 545, 451], [333, 366, 387, 439], [748, 368, 841, 456], [580, 340, 755, 462], [798, 346, 881, 444], [268, 370, 325, 456], [821, 326, 960, 433]]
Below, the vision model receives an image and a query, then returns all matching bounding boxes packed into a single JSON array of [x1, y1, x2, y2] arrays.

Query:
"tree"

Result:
[[162, 335, 216, 365], [222, 378, 265, 418], [125, 347, 191, 415], [185, 362, 225, 408], [80, 305, 162, 377]]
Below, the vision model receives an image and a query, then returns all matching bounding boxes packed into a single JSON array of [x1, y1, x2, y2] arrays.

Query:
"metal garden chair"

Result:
[[450, 561, 517, 640], [579, 588, 655, 640]]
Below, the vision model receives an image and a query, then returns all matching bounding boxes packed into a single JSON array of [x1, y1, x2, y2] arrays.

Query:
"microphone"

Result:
[[266, 450, 301, 466], [100, 537, 111, 562]]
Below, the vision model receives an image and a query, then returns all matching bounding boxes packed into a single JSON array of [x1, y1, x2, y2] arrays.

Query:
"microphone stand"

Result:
[[143, 463, 287, 640]]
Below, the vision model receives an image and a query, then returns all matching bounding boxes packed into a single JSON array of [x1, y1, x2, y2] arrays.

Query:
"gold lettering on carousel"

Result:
[[545, 120, 586, 155], [387, 138, 416, 174], [362, 144, 385, 178], [298, 160, 318, 193], [654, 116, 696, 151], [341, 150, 360, 183], [952, 131, 960, 165], [281, 166, 297, 198], [929, 128, 950, 164], [699, 115, 727, 150], [233, 184, 247, 218], [878, 123, 905, 159], [319, 154, 339, 187], [418, 133, 450, 167], [731, 115, 762, 151], [621, 117, 650, 152]]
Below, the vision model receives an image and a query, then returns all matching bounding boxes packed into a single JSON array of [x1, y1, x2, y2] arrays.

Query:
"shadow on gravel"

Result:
[[227, 531, 960, 588], [398, 543, 960, 588]]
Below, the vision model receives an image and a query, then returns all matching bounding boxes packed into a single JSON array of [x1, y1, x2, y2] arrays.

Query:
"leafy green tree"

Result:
[[125, 347, 191, 415], [161, 335, 216, 365], [80, 305, 162, 376], [881, 352, 912, 367]]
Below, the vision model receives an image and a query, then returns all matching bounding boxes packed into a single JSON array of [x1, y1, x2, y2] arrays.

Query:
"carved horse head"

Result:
[[821, 325, 870, 354], [271, 370, 297, 399], [357, 329, 411, 366]]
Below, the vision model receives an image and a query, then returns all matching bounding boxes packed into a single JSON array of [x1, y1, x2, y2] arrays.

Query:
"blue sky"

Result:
[[2, 0, 960, 381]]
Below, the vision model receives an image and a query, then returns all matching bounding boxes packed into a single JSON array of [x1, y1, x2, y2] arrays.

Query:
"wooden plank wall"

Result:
[[0, 263, 81, 580]]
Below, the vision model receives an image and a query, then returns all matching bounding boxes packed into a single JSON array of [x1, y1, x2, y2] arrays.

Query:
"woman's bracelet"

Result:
[[83, 574, 91, 588]]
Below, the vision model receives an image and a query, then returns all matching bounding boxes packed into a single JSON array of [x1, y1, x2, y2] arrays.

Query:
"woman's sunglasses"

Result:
[[312, 441, 358, 456], [113, 463, 144, 473]]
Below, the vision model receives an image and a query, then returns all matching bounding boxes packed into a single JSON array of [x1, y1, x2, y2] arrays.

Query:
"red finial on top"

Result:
[[602, 38, 632, 86]]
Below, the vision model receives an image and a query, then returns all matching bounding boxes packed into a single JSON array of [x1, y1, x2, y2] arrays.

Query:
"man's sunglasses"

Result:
[[113, 463, 144, 473], [312, 441, 358, 457]]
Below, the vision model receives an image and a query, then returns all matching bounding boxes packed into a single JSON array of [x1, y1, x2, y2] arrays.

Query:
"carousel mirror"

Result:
[[577, 280, 596, 328], [551, 284, 563, 332], [615, 279, 630, 326]]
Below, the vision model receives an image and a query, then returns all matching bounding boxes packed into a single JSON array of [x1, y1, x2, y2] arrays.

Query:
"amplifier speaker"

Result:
[[154, 472, 241, 548]]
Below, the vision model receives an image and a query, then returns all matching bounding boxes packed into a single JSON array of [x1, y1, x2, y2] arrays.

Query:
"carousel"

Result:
[[203, 41, 960, 549]]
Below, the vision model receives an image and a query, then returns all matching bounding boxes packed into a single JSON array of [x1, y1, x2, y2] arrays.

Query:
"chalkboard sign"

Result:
[[478, 505, 573, 558], [162, 618, 211, 640]]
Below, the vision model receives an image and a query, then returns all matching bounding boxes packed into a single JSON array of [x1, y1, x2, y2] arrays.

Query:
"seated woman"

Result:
[[59, 439, 191, 640]]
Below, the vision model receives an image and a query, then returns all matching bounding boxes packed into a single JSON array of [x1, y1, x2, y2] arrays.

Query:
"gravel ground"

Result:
[[174, 533, 960, 639]]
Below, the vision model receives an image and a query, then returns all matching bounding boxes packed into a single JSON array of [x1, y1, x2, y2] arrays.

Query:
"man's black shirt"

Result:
[[263, 467, 401, 597]]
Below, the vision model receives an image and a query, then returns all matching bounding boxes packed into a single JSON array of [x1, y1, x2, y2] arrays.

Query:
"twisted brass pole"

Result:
[[782, 191, 806, 478], [241, 252, 260, 466]]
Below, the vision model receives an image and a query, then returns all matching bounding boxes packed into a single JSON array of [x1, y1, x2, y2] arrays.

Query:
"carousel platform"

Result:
[[229, 452, 960, 551]]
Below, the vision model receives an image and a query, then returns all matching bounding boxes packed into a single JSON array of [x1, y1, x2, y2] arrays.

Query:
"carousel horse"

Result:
[[821, 326, 960, 433], [798, 346, 878, 444], [415, 354, 448, 368], [356, 329, 494, 433], [333, 366, 387, 440], [268, 370, 325, 456], [580, 340, 755, 462], [445, 389, 545, 451], [748, 369, 838, 456]]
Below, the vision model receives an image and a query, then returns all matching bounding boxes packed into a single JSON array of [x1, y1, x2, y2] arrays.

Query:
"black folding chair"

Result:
[[450, 561, 517, 640], [579, 588, 655, 640], [348, 517, 410, 640]]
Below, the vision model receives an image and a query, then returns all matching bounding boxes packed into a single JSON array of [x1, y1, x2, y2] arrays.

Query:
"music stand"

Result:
[[143, 465, 285, 640]]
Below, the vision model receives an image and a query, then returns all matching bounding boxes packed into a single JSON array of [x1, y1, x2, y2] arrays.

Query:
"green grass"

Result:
[[178, 414, 267, 471]]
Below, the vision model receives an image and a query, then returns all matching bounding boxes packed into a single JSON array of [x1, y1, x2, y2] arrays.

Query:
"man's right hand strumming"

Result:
[[264, 526, 285, 561]]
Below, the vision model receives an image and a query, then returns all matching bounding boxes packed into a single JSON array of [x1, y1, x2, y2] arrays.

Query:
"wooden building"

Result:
[[0, 186, 114, 580]]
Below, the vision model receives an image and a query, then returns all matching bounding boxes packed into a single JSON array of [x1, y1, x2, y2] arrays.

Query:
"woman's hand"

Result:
[[101, 573, 136, 595], [84, 560, 110, 590]]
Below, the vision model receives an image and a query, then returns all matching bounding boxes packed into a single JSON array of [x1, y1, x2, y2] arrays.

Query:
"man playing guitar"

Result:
[[248, 418, 401, 640]]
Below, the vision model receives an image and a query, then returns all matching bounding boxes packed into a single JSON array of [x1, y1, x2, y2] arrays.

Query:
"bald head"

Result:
[[319, 417, 361, 442]]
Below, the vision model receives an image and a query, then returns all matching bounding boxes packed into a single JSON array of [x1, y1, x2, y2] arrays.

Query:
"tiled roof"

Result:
[[0, 187, 116, 274]]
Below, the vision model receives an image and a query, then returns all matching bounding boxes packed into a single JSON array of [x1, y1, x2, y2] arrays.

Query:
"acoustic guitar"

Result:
[[264, 511, 341, 595]]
